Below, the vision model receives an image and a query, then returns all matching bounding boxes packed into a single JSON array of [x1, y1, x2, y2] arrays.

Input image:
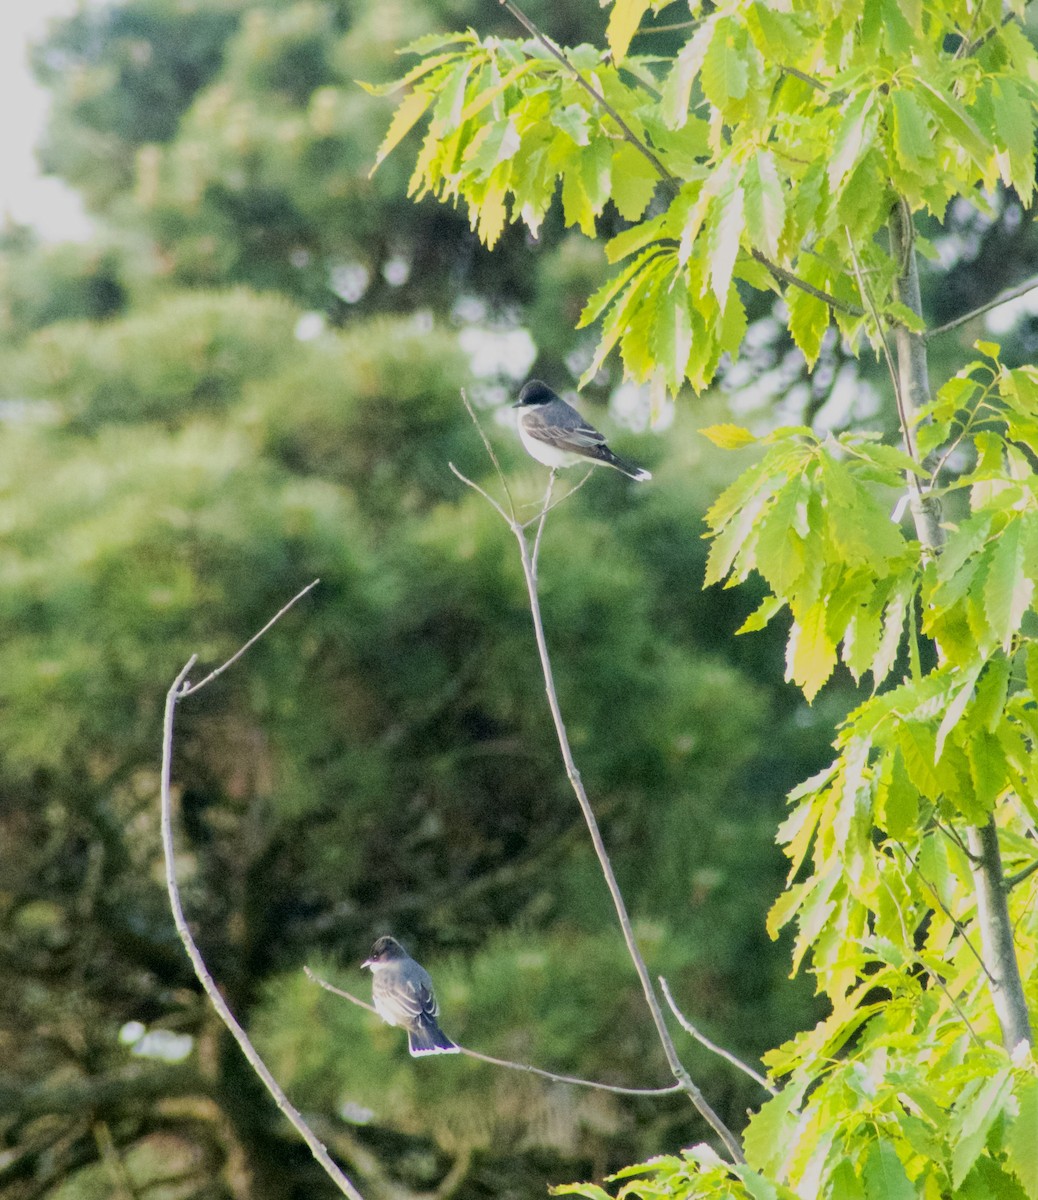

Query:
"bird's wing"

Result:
[[397, 974, 439, 1021], [524, 406, 608, 452]]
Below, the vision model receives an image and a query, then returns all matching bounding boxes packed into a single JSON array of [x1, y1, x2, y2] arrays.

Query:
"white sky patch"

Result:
[[458, 325, 537, 378], [0, 0, 95, 241], [984, 283, 1038, 335]]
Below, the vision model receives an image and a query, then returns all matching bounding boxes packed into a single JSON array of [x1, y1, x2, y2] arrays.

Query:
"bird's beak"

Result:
[[361, 957, 373, 969]]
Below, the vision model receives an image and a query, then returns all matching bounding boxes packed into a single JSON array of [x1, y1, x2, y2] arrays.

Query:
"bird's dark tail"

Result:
[[408, 1018, 459, 1057], [604, 448, 652, 482]]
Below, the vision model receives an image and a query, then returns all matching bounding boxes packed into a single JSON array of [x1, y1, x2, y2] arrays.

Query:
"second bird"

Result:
[[362, 936, 459, 1057], [513, 380, 652, 482]]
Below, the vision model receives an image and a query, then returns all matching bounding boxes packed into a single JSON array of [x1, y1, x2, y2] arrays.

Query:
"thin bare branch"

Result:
[[530, 471, 555, 575], [181, 580, 320, 696], [162, 616, 364, 1199], [925, 272, 1038, 339], [658, 978, 776, 1095], [449, 462, 512, 523], [305, 969, 682, 1097], [460, 389, 517, 522], [452, 403, 745, 1161]]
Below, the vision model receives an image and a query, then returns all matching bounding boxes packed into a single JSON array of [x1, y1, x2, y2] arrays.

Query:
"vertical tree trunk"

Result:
[[888, 206, 1033, 1054]]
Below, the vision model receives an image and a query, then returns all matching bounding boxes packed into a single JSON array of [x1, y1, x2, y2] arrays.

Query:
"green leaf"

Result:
[[862, 1139, 914, 1200], [757, 473, 812, 594], [829, 91, 875, 191], [610, 142, 660, 221], [661, 21, 714, 130], [654, 271, 693, 391], [701, 423, 757, 449], [702, 17, 749, 108], [742, 1081, 808, 1174], [606, 0, 652, 64], [464, 119, 521, 179], [787, 601, 838, 701], [1006, 1074, 1038, 1199], [578, 248, 664, 330], [984, 517, 1034, 652], [952, 1069, 1013, 1189], [916, 78, 991, 171], [891, 87, 935, 169], [787, 276, 830, 369], [743, 151, 785, 261], [707, 177, 745, 308], [934, 666, 980, 761], [738, 593, 783, 633], [371, 89, 435, 174], [991, 77, 1037, 204], [551, 103, 591, 147]]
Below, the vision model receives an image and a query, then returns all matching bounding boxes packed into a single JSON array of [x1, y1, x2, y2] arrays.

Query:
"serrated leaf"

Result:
[[952, 1069, 1013, 1189], [371, 89, 435, 174], [1007, 1074, 1038, 1199], [701, 423, 756, 448], [787, 278, 829, 369], [579, 248, 665, 330], [606, 0, 652, 64], [742, 1082, 808, 1174], [662, 21, 715, 129], [701, 17, 748, 108], [984, 518, 1034, 651], [551, 103, 591, 146], [898, 721, 943, 799], [738, 593, 784, 633], [744, 151, 785, 261], [891, 89, 936, 169], [934, 666, 980, 761], [916, 79, 991, 171], [991, 77, 1037, 204], [757, 474, 812, 594], [787, 601, 838, 701], [707, 179, 745, 309], [654, 272, 693, 391], [829, 91, 875, 191], [464, 118, 521, 179], [863, 1139, 914, 1200], [610, 142, 660, 221]]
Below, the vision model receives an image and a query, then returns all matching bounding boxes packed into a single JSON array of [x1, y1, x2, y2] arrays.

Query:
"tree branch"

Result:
[[888, 208, 1033, 1055], [658, 977, 776, 1095], [924, 272, 1038, 339], [1006, 857, 1038, 891], [498, 0, 862, 321], [305, 969, 683, 1097], [160, 586, 367, 1200], [449, 410, 745, 1163]]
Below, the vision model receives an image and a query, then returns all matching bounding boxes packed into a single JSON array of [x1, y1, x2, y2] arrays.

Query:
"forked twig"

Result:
[[452, 402, 745, 1163], [658, 978, 776, 1095], [160, 585, 364, 1200], [305, 969, 682, 1097]]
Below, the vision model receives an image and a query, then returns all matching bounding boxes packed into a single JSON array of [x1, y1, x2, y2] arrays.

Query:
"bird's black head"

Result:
[[363, 935, 406, 968], [514, 379, 556, 408]]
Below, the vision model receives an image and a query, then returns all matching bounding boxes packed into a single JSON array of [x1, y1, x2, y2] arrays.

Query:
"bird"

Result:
[[512, 379, 652, 482], [362, 936, 459, 1057]]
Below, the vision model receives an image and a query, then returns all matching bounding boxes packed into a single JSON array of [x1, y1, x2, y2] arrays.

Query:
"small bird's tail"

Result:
[[606, 449, 652, 482], [408, 1018, 460, 1057]]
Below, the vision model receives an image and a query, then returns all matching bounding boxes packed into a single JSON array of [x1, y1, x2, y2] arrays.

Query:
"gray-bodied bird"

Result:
[[362, 936, 459, 1057], [513, 379, 652, 481]]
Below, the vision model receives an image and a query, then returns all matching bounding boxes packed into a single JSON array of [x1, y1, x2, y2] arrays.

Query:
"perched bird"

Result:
[[513, 379, 652, 482], [362, 936, 459, 1057]]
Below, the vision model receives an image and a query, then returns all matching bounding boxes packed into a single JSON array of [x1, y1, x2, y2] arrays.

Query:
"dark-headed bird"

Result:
[[513, 379, 651, 481], [362, 936, 459, 1057]]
